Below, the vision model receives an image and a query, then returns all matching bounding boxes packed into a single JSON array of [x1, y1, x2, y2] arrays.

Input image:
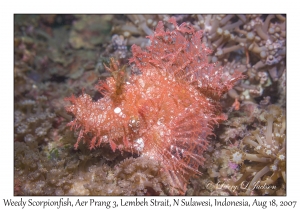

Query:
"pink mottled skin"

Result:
[[65, 17, 243, 193]]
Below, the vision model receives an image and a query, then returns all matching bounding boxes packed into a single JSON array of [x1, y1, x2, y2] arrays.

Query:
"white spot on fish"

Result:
[[114, 107, 121, 114]]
